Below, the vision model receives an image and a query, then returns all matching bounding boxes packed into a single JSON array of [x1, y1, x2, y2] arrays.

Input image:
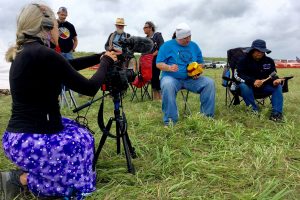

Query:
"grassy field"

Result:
[[0, 68, 299, 200]]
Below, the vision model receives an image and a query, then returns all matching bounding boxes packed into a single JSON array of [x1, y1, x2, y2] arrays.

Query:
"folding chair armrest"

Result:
[[282, 76, 294, 81], [222, 76, 240, 83], [281, 76, 294, 93], [222, 76, 234, 81]]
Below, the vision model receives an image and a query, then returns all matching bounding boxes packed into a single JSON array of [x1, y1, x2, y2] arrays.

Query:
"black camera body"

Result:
[[102, 39, 136, 94], [102, 36, 154, 94]]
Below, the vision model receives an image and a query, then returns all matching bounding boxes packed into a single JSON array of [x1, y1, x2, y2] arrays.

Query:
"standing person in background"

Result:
[[105, 18, 131, 51], [143, 21, 164, 100], [57, 6, 78, 98], [57, 6, 78, 60]]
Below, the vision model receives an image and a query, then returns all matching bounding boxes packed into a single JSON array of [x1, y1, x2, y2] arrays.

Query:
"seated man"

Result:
[[156, 23, 215, 126], [237, 39, 284, 122]]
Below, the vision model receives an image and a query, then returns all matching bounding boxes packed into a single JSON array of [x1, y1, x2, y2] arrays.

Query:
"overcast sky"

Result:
[[0, 0, 299, 59]]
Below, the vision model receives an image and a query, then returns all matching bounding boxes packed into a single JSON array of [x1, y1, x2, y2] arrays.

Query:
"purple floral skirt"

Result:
[[2, 117, 96, 197]]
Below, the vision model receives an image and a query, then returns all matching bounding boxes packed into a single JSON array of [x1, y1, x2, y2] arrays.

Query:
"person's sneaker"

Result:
[[0, 170, 24, 200], [269, 112, 283, 122]]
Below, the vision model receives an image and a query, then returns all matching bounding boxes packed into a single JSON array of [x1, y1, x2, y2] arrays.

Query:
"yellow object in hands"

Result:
[[187, 62, 204, 77]]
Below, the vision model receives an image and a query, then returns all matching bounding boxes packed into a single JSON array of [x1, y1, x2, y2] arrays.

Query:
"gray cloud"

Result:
[[0, 0, 299, 59], [190, 0, 254, 23]]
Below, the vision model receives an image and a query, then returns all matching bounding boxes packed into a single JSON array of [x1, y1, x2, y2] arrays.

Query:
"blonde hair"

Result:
[[6, 3, 55, 62]]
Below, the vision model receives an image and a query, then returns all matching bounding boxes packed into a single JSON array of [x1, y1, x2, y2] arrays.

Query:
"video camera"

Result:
[[102, 36, 154, 94]]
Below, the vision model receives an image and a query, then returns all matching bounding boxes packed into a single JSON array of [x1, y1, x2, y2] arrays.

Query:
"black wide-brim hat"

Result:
[[245, 39, 271, 54]]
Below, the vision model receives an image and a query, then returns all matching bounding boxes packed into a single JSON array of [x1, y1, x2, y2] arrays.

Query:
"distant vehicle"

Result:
[[214, 61, 227, 68], [203, 60, 213, 68], [275, 59, 300, 68]]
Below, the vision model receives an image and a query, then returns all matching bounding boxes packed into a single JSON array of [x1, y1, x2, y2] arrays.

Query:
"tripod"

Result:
[[93, 91, 137, 174], [60, 85, 78, 109]]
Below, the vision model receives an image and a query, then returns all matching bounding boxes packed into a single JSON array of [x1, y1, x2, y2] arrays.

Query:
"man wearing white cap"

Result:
[[156, 23, 215, 126]]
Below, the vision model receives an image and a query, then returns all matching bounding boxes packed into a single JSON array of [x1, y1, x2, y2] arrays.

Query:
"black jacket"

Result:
[[237, 54, 276, 86]]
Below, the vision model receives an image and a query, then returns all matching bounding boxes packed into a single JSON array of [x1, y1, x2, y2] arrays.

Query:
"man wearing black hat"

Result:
[[237, 39, 284, 122]]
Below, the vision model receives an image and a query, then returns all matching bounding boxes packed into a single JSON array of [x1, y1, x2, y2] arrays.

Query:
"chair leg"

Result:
[[255, 96, 271, 106], [225, 86, 242, 107], [68, 90, 78, 108], [151, 86, 153, 100], [60, 88, 78, 109], [181, 90, 191, 116], [60, 89, 70, 108], [225, 87, 229, 106], [141, 82, 152, 101], [130, 84, 138, 101], [226, 87, 235, 107]]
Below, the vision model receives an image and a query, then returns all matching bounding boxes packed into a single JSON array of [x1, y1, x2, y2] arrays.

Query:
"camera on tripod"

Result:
[[73, 36, 154, 174], [102, 38, 139, 94]]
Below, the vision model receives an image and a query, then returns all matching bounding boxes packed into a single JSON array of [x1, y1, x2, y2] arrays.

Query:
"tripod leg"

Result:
[[121, 134, 135, 174], [121, 112, 137, 158], [117, 112, 136, 174], [116, 123, 121, 154], [124, 132, 137, 158], [93, 132, 108, 170]]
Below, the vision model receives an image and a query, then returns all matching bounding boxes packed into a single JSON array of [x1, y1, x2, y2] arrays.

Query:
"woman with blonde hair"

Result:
[[1, 3, 118, 199]]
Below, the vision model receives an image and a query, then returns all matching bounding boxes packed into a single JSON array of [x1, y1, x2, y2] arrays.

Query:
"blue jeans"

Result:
[[61, 52, 74, 60], [160, 76, 215, 125], [239, 83, 283, 113]]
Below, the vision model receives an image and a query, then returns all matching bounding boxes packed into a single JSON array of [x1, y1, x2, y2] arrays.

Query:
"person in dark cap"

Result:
[[237, 39, 284, 122]]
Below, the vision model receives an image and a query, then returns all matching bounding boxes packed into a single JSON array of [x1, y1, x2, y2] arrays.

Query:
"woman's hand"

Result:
[[103, 51, 120, 62]]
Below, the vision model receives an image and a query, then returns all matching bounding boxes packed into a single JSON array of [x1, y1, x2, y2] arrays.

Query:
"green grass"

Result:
[[1, 68, 299, 200]]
